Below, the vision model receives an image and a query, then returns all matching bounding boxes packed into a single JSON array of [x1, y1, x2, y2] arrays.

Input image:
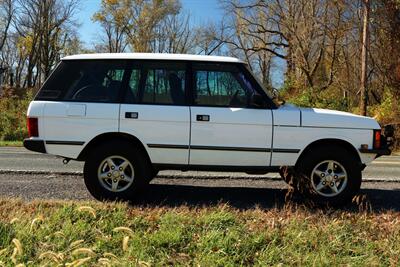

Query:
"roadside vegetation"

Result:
[[0, 199, 399, 266], [0, 88, 33, 143], [0, 141, 22, 147]]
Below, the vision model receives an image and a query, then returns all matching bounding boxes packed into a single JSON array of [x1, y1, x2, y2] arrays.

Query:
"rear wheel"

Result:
[[83, 140, 151, 201], [294, 145, 362, 206]]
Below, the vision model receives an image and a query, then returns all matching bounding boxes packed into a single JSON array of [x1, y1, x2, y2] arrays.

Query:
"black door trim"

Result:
[[153, 163, 282, 172], [45, 140, 85, 145], [147, 144, 300, 153], [147, 144, 189, 149], [190, 145, 269, 152]]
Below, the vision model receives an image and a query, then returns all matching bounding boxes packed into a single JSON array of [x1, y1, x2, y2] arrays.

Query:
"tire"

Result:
[[294, 145, 362, 206], [83, 140, 152, 201]]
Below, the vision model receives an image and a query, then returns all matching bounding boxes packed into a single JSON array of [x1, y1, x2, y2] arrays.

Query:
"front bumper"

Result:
[[23, 139, 46, 153], [359, 125, 395, 157], [359, 147, 391, 156]]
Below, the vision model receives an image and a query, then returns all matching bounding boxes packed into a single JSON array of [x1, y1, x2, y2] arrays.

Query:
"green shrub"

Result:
[[0, 89, 33, 141]]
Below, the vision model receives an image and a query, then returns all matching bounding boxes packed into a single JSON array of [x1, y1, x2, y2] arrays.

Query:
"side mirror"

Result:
[[250, 94, 267, 108]]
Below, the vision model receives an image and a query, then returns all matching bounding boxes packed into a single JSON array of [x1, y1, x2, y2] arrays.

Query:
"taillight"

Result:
[[373, 129, 381, 149], [27, 117, 39, 137]]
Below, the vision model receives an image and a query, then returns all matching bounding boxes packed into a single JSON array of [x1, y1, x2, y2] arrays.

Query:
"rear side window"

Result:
[[36, 60, 127, 102], [124, 61, 186, 105]]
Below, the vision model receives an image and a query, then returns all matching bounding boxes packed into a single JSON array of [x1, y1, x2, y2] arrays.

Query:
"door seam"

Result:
[[270, 109, 274, 166], [118, 104, 121, 132], [188, 106, 192, 165]]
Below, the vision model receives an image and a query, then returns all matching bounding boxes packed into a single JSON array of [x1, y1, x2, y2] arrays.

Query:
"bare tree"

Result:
[[359, 0, 370, 116], [152, 11, 195, 53], [15, 0, 78, 87], [194, 21, 226, 55], [93, 0, 181, 53], [0, 0, 14, 53], [92, 0, 129, 53]]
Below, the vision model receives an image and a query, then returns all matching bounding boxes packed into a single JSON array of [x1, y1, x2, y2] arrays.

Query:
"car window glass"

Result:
[[124, 62, 186, 105], [193, 64, 258, 107], [36, 60, 127, 102], [142, 69, 185, 105]]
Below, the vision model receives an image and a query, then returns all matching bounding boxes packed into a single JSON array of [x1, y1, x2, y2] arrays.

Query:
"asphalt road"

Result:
[[0, 147, 400, 210], [0, 147, 399, 180]]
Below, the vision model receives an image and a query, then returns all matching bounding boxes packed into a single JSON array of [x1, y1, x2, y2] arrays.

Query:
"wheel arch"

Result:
[[295, 138, 362, 168], [77, 132, 151, 164]]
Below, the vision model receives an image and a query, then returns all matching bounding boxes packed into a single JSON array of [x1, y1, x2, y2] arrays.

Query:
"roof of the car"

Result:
[[61, 53, 244, 63]]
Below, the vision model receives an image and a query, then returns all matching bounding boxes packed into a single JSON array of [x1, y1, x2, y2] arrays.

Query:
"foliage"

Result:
[[0, 88, 33, 141], [370, 89, 400, 124], [0, 199, 399, 265], [92, 0, 182, 53], [280, 82, 350, 112]]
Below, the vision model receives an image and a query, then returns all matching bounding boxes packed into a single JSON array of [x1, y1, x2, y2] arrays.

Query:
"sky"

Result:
[[75, 0, 284, 88]]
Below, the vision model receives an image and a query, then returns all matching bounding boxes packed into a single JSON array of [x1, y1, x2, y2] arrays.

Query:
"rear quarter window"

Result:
[[36, 60, 128, 103]]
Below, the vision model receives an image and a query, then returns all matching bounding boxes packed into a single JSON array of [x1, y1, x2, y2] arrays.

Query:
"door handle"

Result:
[[125, 112, 138, 119], [196, 114, 210, 121]]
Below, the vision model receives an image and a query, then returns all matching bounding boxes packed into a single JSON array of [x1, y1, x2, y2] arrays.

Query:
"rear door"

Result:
[[119, 61, 190, 165], [36, 60, 125, 159], [189, 63, 273, 167]]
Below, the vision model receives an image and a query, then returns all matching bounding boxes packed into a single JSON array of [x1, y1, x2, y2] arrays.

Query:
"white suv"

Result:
[[24, 53, 393, 205]]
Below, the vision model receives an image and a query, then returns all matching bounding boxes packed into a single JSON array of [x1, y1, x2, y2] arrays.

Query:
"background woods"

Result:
[[0, 0, 400, 142]]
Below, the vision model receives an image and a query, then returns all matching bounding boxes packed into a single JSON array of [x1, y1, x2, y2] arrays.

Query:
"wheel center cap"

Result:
[[112, 170, 120, 178]]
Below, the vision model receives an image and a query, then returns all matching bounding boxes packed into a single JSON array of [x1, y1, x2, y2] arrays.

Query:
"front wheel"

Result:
[[83, 141, 151, 201], [294, 146, 362, 206]]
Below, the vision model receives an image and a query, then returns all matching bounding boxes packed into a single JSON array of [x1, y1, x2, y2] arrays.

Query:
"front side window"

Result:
[[193, 63, 261, 108], [36, 60, 127, 102]]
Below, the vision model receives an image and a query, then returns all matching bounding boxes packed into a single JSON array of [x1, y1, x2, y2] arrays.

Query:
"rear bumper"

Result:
[[23, 139, 46, 153]]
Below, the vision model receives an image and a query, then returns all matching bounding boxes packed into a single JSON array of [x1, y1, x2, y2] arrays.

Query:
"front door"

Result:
[[189, 63, 273, 167]]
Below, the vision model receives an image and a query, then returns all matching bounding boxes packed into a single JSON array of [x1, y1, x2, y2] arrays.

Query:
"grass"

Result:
[[0, 199, 399, 266], [0, 141, 23, 147]]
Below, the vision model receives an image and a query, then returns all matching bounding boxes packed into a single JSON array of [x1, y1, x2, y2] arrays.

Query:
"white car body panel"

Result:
[[119, 104, 190, 164], [189, 107, 273, 166], [301, 107, 380, 129], [272, 126, 376, 166], [41, 101, 119, 159], [272, 104, 301, 126]]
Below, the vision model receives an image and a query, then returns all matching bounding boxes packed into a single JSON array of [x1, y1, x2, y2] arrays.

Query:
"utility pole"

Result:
[[360, 0, 370, 116]]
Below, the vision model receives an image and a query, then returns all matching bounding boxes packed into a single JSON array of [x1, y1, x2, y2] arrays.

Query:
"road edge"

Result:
[[1, 169, 399, 183]]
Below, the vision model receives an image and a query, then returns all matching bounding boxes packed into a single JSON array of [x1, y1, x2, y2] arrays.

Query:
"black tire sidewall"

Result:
[[83, 141, 150, 201], [297, 146, 362, 206]]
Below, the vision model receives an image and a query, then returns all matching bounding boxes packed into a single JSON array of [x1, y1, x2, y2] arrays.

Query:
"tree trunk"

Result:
[[359, 0, 370, 116]]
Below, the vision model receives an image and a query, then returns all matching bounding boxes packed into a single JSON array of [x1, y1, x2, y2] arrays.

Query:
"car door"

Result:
[[189, 62, 273, 167], [119, 61, 190, 165]]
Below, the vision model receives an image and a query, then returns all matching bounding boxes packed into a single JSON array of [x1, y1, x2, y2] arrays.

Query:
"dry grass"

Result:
[[0, 198, 399, 266]]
